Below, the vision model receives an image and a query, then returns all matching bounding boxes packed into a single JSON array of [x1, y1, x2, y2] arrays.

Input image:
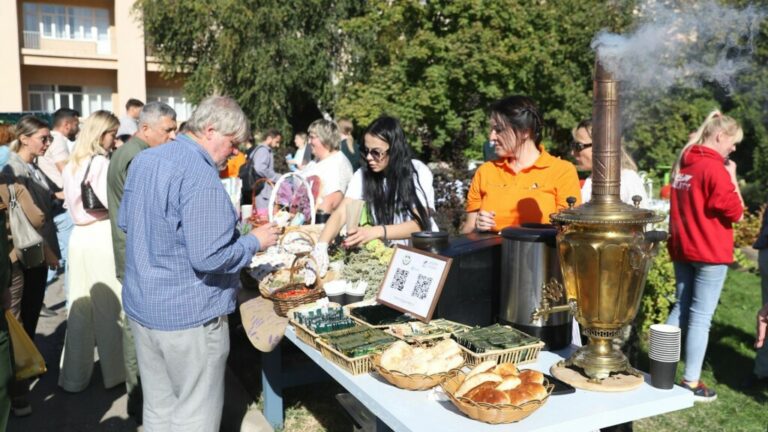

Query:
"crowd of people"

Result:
[[0, 92, 764, 430]]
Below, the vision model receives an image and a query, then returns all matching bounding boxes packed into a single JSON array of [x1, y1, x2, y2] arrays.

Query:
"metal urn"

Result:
[[534, 59, 667, 384]]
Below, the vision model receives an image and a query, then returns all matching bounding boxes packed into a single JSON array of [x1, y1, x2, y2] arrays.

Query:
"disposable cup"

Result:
[[241, 204, 253, 221], [650, 359, 678, 390]]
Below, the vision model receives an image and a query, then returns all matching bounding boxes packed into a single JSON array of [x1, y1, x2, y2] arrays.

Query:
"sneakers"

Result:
[[680, 380, 717, 402], [11, 397, 32, 417]]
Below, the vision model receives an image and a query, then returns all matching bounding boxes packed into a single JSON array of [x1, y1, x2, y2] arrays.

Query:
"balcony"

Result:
[[21, 29, 114, 56], [23, 31, 40, 49]]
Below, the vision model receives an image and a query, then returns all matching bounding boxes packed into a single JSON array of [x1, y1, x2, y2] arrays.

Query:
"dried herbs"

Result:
[[293, 307, 355, 335], [452, 324, 540, 353], [321, 326, 396, 358], [330, 240, 393, 300]]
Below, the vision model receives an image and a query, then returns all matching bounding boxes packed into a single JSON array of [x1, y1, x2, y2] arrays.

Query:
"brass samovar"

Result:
[[534, 59, 666, 384]]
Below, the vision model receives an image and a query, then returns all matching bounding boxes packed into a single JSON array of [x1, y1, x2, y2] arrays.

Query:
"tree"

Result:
[[335, 0, 634, 164], [136, 0, 363, 135]]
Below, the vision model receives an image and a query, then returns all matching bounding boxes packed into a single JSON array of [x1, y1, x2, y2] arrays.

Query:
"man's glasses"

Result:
[[360, 147, 389, 161], [570, 140, 592, 152]]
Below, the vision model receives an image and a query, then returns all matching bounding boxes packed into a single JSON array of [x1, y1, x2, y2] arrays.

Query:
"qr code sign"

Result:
[[411, 274, 433, 300], [391, 268, 409, 291]]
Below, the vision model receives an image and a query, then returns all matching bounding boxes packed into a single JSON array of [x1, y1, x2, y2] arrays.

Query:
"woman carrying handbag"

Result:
[[59, 111, 125, 393]]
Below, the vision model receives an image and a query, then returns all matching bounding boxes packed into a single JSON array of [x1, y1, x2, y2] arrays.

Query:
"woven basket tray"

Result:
[[270, 284, 325, 317], [441, 372, 553, 424], [457, 341, 545, 367], [316, 338, 374, 375], [288, 302, 344, 349], [370, 353, 461, 391]]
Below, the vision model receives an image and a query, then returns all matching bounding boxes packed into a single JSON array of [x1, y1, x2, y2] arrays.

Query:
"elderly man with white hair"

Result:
[[118, 96, 280, 431]]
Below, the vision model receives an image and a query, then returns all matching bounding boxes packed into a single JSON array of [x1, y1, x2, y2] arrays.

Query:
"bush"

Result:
[[637, 247, 676, 335], [432, 166, 470, 235], [733, 204, 765, 248]]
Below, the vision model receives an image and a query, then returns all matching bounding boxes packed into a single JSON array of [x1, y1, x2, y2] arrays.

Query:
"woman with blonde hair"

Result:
[[666, 110, 744, 402], [58, 110, 125, 393]]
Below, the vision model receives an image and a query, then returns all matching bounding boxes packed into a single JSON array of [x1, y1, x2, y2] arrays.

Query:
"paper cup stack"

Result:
[[648, 324, 681, 389]]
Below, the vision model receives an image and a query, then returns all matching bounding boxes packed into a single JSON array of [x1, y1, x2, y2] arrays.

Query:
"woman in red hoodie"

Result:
[[666, 110, 745, 402]]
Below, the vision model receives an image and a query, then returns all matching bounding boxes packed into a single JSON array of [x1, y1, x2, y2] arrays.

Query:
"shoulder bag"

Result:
[[81, 156, 106, 210], [7, 184, 45, 268]]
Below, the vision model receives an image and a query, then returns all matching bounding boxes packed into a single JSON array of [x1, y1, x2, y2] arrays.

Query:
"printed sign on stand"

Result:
[[376, 245, 452, 322]]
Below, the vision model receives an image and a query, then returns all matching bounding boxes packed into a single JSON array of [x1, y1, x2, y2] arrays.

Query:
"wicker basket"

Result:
[[441, 372, 553, 424], [248, 178, 277, 226], [278, 229, 315, 255], [259, 256, 326, 317], [457, 341, 545, 367], [316, 338, 374, 375], [370, 353, 461, 390], [288, 302, 344, 349]]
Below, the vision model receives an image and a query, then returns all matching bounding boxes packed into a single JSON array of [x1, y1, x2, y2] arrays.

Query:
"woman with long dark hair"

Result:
[[313, 116, 436, 273], [461, 95, 581, 233]]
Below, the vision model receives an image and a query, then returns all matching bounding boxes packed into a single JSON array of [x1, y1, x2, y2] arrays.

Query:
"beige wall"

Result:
[[2, 0, 24, 111], [115, 0, 146, 109], [20, 65, 117, 111]]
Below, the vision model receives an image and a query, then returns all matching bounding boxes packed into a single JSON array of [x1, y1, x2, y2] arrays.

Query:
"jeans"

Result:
[[47, 211, 74, 292], [130, 316, 229, 432], [755, 250, 768, 378], [666, 261, 728, 382]]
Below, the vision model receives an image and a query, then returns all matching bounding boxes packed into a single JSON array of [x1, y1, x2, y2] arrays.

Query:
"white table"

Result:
[[261, 327, 694, 431]]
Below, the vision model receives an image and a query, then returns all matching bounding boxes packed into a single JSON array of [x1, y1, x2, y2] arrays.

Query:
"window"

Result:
[[148, 88, 195, 122], [28, 84, 112, 117], [23, 2, 109, 42]]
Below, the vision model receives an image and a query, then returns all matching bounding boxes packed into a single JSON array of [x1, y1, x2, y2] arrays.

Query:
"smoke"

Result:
[[592, 0, 766, 93]]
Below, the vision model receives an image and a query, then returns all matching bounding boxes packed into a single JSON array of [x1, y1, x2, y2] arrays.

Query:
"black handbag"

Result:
[[81, 156, 106, 211]]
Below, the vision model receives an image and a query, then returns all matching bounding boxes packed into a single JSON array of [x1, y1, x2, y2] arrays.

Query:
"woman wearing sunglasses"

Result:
[[462, 95, 581, 233], [312, 116, 437, 273], [571, 119, 647, 205]]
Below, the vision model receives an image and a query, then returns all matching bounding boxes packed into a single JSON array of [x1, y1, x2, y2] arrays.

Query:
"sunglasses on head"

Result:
[[360, 146, 389, 160], [570, 140, 592, 152]]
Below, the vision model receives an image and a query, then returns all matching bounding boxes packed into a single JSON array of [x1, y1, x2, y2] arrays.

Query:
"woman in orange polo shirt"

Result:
[[461, 96, 581, 233]]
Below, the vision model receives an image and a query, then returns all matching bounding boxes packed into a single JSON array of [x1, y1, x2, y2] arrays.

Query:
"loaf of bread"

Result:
[[466, 384, 510, 404], [455, 364, 549, 406], [379, 339, 465, 375], [466, 360, 497, 378], [493, 363, 520, 377], [455, 372, 503, 397]]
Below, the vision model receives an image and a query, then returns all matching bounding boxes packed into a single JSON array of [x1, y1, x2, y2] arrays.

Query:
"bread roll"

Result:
[[466, 360, 497, 379], [516, 382, 548, 400], [506, 388, 534, 406], [518, 369, 544, 384], [468, 386, 510, 405], [455, 372, 503, 397], [493, 363, 520, 377], [495, 375, 521, 391], [464, 381, 497, 399]]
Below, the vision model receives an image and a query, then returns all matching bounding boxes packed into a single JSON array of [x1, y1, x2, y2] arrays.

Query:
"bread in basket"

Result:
[[371, 340, 464, 390]]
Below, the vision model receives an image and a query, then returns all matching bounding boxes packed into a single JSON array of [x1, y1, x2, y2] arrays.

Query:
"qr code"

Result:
[[391, 268, 409, 291], [411, 274, 433, 300]]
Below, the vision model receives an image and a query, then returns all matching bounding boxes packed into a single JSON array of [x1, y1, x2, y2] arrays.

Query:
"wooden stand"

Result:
[[550, 361, 644, 392]]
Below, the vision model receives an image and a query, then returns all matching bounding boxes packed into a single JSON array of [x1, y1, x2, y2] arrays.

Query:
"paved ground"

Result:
[[7, 277, 272, 432]]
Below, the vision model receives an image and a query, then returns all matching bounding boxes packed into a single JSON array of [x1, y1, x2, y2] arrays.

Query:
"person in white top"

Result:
[[287, 132, 308, 171], [59, 110, 125, 393], [312, 116, 437, 275], [300, 119, 353, 214], [571, 119, 648, 205]]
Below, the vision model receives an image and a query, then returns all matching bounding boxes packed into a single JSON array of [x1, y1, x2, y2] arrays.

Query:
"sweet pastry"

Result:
[[466, 384, 510, 404], [513, 382, 548, 400]]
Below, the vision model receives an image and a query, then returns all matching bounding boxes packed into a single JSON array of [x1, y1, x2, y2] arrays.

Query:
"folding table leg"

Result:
[[262, 345, 283, 429]]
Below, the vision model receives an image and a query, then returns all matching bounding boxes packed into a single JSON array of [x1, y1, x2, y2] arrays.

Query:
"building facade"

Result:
[[0, 0, 192, 120]]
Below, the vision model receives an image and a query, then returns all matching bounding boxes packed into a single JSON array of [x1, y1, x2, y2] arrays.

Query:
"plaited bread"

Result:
[[455, 372, 503, 397], [494, 375, 522, 391], [493, 363, 520, 377], [518, 369, 544, 384], [466, 360, 497, 378]]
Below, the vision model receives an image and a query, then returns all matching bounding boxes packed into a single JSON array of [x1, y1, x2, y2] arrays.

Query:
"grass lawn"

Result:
[[636, 268, 767, 432], [231, 268, 767, 432]]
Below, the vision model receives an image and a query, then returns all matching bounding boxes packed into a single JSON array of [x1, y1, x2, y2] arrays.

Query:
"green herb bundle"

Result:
[[452, 324, 539, 353], [321, 326, 396, 358]]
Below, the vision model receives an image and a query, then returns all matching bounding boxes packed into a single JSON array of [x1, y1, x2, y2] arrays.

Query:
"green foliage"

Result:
[[336, 0, 633, 160], [637, 246, 676, 335], [733, 205, 765, 248], [136, 0, 363, 134]]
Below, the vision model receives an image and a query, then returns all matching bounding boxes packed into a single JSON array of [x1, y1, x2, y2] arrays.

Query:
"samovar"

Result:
[[534, 58, 666, 383]]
